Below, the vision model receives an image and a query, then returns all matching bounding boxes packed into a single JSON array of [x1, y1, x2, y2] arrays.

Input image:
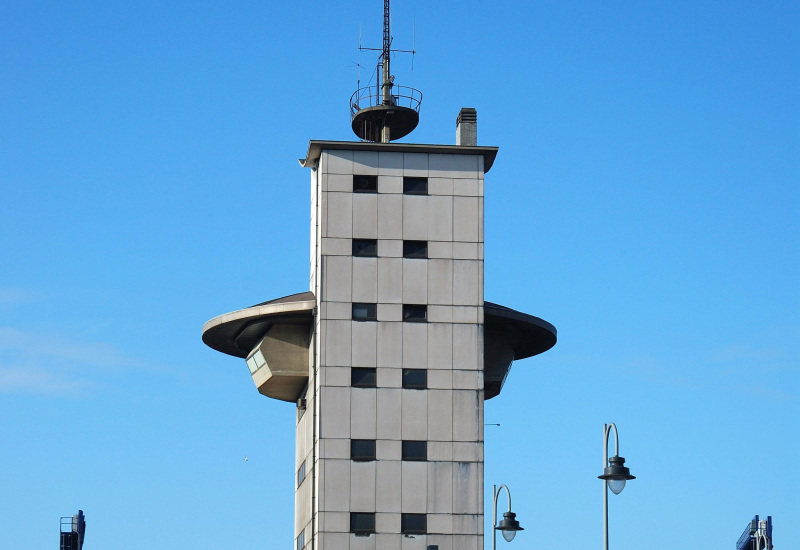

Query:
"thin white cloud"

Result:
[[0, 326, 153, 396]]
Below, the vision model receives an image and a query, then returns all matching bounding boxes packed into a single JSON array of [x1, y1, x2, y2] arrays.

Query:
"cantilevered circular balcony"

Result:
[[202, 292, 556, 402], [350, 85, 422, 142]]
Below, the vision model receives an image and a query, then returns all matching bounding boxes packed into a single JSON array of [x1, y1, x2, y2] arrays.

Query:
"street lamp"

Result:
[[492, 484, 524, 550], [598, 423, 635, 550]]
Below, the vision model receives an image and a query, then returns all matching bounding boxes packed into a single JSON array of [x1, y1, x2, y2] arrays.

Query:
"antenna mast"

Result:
[[349, 0, 422, 143]]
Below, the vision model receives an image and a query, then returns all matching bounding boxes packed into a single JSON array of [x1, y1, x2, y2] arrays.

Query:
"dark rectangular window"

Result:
[[353, 239, 378, 257], [351, 367, 377, 388], [401, 513, 427, 535], [403, 304, 427, 322], [402, 440, 427, 461], [403, 177, 428, 195], [402, 368, 427, 389], [354, 175, 378, 193], [296, 460, 307, 487], [351, 439, 376, 461], [350, 512, 375, 535], [352, 302, 377, 321], [403, 240, 428, 259], [296, 531, 305, 550]]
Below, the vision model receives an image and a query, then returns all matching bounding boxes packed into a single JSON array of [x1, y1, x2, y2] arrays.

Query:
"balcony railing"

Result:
[[350, 84, 422, 118]]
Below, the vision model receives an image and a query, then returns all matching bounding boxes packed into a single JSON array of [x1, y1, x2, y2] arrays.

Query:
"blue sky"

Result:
[[1, 1, 797, 549]]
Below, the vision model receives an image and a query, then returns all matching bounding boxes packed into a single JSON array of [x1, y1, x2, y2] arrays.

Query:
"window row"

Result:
[[352, 303, 426, 322], [351, 367, 426, 389], [351, 512, 426, 536], [350, 439, 427, 462], [353, 239, 428, 259], [353, 175, 427, 195]]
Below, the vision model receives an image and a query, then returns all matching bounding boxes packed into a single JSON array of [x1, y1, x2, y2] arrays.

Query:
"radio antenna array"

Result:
[[349, 0, 422, 143]]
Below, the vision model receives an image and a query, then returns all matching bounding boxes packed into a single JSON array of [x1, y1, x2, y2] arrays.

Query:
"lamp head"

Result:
[[598, 455, 635, 494], [496, 511, 524, 542]]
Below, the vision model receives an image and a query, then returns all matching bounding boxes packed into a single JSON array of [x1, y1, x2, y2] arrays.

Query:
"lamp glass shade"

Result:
[[502, 530, 517, 542], [607, 478, 626, 494]]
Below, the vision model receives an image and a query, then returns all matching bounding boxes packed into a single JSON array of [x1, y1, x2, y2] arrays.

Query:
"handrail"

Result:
[[350, 85, 422, 118]]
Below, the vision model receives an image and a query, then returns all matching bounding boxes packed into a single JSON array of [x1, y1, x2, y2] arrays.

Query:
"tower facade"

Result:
[[202, 5, 555, 549]]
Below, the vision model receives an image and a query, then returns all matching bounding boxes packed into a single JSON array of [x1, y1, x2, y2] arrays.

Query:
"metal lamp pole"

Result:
[[492, 484, 524, 550], [598, 423, 635, 550]]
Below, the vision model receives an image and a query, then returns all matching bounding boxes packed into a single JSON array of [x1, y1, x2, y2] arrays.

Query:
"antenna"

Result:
[[349, 0, 422, 143]]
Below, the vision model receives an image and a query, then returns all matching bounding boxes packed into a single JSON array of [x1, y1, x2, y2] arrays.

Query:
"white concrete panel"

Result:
[[401, 322, 427, 368], [351, 461, 377, 509], [427, 305, 452, 324], [374, 534, 401, 550], [376, 322, 402, 368], [350, 387, 377, 439], [427, 323, 453, 368], [321, 237, 352, 256], [378, 258, 403, 304], [401, 460, 428, 511], [351, 319, 377, 367], [351, 532, 377, 550], [427, 241, 453, 259], [427, 389, 453, 442], [353, 150, 379, 174], [376, 388, 402, 440], [452, 442, 483, 462], [322, 459, 350, 511], [327, 173, 352, 192], [375, 460, 402, 511], [478, 196, 484, 244], [376, 439, 401, 460], [381, 175, 403, 194], [352, 257, 378, 303], [427, 441, 453, 461], [403, 152, 428, 176], [325, 366, 351, 387], [453, 370, 481, 391], [451, 306, 478, 324], [401, 389, 428, 440], [427, 369, 453, 390], [377, 303, 403, 322], [326, 150, 354, 175], [375, 513, 400, 535], [453, 177, 480, 197], [402, 258, 428, 304], [324, 255, 352, 303], [401, 534, 427, 550], [377, 366, 402, 388], [452, 391, 480, 442], [452, 241, 479, 260], [320, 438, 351, 459], [378, 194, 403, 240], [353, 193, 378, 239], [453, 260, 480, 306], [324, 320, 352, 367], [429, 153, 478, 178], [326, 192, 354, 239], [427, 461, 454, 514], [452, 196, 479, 243], [427, 259, 453, 305], [452, 462, 480, 514], [321, 386, 351, 438], [378, 239, 403, 258], [452, 324, 479, 370], [325, 301, 351, 320], [427, 195, 453, 241], [428, 177, 453, 196], [453, 514, 480, 534], [402, 195, 428, 241], [378, 151, 404, 176], [319, 529, 349, 548]]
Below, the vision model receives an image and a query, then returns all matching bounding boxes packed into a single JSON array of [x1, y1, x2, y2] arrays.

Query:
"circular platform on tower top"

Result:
[[203, 292, 556, 400], [350, 85, 422, 142]]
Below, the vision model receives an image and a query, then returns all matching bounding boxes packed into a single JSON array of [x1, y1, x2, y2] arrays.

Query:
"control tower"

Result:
[[202, 2, 556, 549]]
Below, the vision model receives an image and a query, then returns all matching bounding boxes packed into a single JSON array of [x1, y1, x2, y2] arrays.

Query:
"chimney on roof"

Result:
[[456, 108, 477, 146]]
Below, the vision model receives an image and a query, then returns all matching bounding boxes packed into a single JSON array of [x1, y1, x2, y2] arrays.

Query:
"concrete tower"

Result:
[[201, 3, 556, 550]]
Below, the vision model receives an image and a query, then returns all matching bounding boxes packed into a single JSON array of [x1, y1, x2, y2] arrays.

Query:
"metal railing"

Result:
[[350, 84, 422, 118]]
